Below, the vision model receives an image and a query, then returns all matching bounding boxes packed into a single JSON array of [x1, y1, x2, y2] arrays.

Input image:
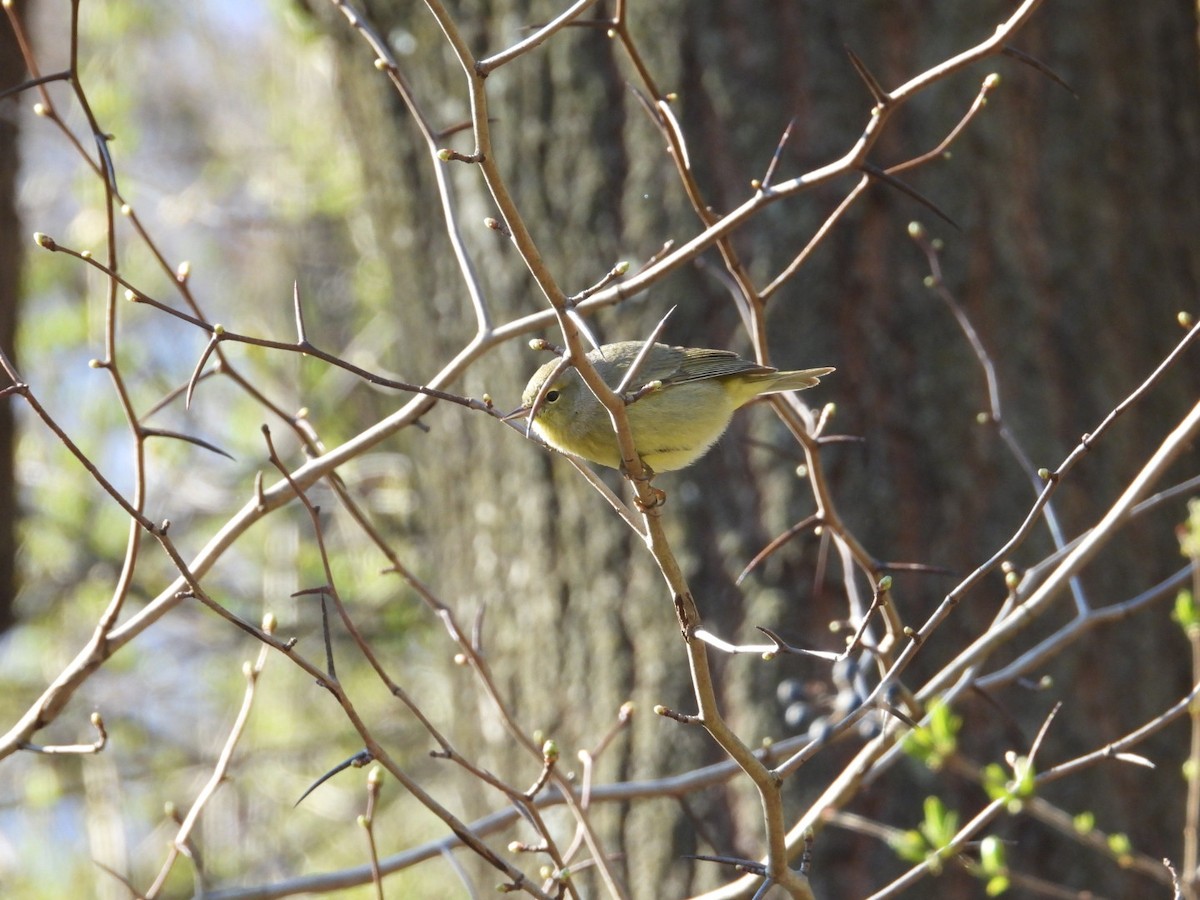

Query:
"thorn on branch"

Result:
[[878, 701, 921, 731], [758, 116, 797, 191], [437, 118, 482, 140], [294, 749, 375, 808], [0, 70, 71, 102], [841, 575, 892, 656], [186, 333, 221, 410], [290, 585, 334, 599], [684, 853, 768, 876], [93, 132, 120, 194], [292, 281, 309, 346], [861, 163, 960, 230], [754, 626, 841, 661], [877, 559, 958, 579], [737, 514, 821, 584], [844, 45, 890, 107], [1001, 45, 1078, 98], [142, 427, 236, 461]]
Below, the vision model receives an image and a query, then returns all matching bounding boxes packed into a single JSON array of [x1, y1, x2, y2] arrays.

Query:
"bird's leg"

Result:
[[636, 486, 668, 512], [622, 458, 667, 511]]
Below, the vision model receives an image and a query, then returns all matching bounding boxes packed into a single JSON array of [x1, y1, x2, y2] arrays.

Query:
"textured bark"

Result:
[[0, 0, 25, 634], [307, 0, 1200, 895]]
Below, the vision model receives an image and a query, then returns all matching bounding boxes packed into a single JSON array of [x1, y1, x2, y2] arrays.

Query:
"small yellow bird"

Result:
[[520, 341, 833, 471]]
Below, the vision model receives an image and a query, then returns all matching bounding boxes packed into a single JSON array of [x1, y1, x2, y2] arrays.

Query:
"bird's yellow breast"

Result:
[[534, 380, 739, 471]]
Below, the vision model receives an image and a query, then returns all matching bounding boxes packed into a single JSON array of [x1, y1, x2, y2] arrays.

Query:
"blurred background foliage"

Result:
[[1, 3, 443, 897]]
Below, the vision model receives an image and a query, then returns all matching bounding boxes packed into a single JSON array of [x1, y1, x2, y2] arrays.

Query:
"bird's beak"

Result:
[[501, 405, 530, 422]]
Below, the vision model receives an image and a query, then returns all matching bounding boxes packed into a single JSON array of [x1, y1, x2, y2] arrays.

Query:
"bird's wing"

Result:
[[665, 348, 776, 386]]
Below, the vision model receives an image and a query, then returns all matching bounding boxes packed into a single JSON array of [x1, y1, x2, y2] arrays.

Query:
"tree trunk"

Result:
[[306, 0, 1200, 895], [0, 0, 26, 634]]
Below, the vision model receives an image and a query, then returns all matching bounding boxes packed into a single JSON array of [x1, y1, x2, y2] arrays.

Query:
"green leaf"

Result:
[[979, 835, 1006, 875], [1173, 589, 1199, 632], [1179, 498, 1200, 560], [902, 699, 962, 770], [985, 875, 1011, 896], [888, 829, 929, 864], [1107, 832, 1132, 858], [919, 795, 960, 852]]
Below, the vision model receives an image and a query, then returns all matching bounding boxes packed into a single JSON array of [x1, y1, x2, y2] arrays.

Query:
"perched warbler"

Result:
[[520, 341, 833, 471]]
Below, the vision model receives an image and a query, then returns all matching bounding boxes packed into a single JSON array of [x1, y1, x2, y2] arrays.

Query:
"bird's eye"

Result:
[[545, 390, 560, 403]]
